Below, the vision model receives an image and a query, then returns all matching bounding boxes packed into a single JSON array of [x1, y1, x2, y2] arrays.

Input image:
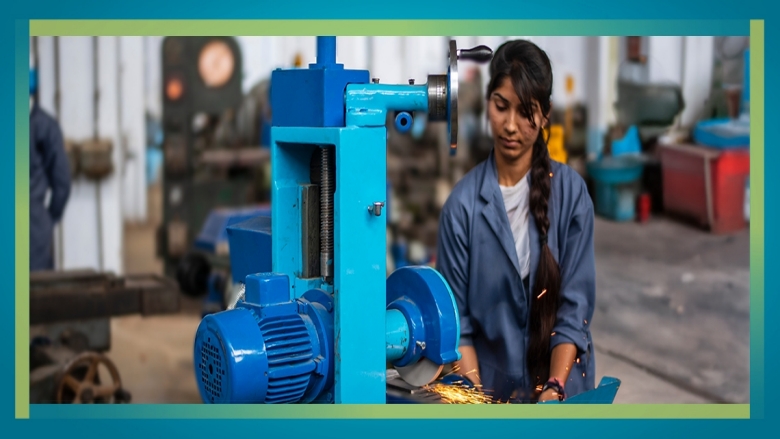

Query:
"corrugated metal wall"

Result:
[[34, 37, 147, 274]]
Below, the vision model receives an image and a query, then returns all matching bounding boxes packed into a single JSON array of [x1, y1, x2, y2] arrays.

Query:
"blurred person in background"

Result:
[[716, 36, 749, 118], [618, 36, 649, 84], [29, 68, 71, 271]]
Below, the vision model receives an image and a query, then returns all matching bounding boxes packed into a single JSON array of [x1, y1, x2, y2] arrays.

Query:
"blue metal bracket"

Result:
[[270, 125, 387, 403], [225, 216, 272, 286]]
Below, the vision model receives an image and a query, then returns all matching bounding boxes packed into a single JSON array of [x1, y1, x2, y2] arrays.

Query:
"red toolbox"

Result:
[[659, 143, 749, 234]]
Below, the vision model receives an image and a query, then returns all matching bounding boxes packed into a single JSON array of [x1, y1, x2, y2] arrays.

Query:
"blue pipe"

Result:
[[317, 36, 336, 66], [345, 84, 429, 127], [385, 309, 410, 362]]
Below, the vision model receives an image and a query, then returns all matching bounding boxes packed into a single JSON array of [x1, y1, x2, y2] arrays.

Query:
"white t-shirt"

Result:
[[500, 175, 531, 279]]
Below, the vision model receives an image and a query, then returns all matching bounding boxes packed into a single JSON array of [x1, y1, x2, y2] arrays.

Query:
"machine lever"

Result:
[[457, 45, 493, 64]]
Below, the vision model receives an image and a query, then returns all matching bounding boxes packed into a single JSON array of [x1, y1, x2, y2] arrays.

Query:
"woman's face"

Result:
[[487, 77, 547, 163]]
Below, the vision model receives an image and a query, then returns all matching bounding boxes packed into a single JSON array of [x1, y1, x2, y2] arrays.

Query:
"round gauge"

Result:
[[198, 40, 235, 88]]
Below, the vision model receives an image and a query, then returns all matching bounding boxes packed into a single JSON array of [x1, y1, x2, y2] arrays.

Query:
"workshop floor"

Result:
[[112, 184, 749, 404]]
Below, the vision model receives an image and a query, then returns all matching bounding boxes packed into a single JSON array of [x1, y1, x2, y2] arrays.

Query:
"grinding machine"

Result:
[[193, 37, 621, 405]]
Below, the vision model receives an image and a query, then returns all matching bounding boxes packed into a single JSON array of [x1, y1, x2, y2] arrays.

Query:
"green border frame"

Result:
[[29, 19, 748, 36], [17, 19, 762, 420]]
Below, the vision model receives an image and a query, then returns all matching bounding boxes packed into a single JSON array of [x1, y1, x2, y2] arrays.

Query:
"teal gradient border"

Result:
[[12, 17, 765, 427]]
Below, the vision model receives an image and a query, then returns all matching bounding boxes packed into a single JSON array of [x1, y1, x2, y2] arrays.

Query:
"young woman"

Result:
[[436, 39, 596, 403]]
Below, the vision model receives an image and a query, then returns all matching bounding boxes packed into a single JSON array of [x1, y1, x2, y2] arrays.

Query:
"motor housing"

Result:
[[194, 274, 334, 404]]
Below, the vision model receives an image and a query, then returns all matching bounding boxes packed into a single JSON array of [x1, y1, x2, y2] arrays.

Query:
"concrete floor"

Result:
[[105, 184, 201, 403], [590, 217, 749, 404], [107, 185, 749, 404]]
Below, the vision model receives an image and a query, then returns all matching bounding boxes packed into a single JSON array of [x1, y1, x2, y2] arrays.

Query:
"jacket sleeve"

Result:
[[551, 184, 596, 355], [41, 115, 71, 223], [436, 204, 474, 347]]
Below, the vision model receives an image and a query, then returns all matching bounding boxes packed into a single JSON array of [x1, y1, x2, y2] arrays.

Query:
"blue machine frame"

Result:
[[267, 37, 458, 402], [271, 126, 388, 402]]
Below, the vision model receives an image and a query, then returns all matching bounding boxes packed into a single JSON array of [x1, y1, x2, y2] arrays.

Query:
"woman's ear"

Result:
[[544, 102, 553, 127]]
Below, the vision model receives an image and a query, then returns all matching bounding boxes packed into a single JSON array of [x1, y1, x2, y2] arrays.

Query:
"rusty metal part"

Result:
[[30, 269, 180, 325], [79, 139, 114, 180], [56, 352, 129, 404], [196, 147, 270, 169], [127, 274, 182, 315]]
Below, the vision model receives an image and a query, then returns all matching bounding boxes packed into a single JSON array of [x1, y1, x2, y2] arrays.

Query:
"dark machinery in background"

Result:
[[157, 36, 271, 290], [177, 205, 271, 316], [29, 270, 180, 403], [385, 66, 487, 270]]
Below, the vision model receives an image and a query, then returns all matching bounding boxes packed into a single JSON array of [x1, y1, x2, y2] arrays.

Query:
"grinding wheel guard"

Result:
[[385, 266, 461, 369]]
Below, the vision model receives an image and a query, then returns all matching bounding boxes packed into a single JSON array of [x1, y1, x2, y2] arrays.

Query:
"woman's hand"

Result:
[[454, 345, 481, 387]]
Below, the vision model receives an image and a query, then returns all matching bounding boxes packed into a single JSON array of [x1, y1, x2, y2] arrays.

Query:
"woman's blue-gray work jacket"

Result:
[[436, 150, 597, 402]]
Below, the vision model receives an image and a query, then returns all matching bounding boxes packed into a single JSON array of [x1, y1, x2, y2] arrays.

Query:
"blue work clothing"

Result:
[[30, 104, 71, 271], [436, 149, 596, 402]]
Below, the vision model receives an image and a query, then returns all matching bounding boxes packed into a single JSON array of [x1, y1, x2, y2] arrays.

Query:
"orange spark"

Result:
[[424, 383, 496, 404]]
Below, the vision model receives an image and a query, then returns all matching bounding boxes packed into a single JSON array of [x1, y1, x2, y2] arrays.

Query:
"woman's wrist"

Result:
[[541, 377, 566, 401]]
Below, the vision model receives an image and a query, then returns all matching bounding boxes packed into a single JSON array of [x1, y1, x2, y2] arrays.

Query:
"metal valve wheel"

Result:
[[56, 352, 130, 404]]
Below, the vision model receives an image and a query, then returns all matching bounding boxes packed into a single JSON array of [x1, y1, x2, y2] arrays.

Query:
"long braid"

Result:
[[527, 129, 561, 392], [487, 39, 561, 397]]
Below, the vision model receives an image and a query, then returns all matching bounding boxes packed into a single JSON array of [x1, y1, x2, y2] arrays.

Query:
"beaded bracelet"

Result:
[[541, 377, 566, 401]]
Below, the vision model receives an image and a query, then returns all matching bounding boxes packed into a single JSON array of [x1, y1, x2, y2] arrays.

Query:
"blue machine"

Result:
[[194, 36, 495, 404], [176, 206, 272, 316], [193, 206, 271, 255]]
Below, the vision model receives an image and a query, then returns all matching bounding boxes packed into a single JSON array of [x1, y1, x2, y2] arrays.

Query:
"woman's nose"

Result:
[[504, 114, 518, 134]]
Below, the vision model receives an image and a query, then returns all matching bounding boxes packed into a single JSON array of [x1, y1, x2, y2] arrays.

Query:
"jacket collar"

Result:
[[477, 150, 542, 291], [479, 150, 531, 278]]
